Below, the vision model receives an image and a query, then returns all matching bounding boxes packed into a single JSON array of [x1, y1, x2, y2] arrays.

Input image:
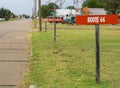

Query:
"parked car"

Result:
[[62, 17, 75, 24], [0, 18, 5, 21]]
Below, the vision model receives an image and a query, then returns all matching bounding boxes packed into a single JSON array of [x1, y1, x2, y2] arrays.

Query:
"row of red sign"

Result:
[[43, 14, 118, 24], [43, 18, 63, 22]]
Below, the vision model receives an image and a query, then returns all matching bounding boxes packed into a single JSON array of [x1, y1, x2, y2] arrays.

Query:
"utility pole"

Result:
[[34, 0, 37, 28], [38, 0, 42, 31]]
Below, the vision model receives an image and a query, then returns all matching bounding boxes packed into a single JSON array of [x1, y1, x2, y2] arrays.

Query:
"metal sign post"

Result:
[[53, 5, 56, 42], [76, 14, 118, 83], [45, 21, 47, 32], [54, 21, 56, 42], [95, 24, 100, 83]]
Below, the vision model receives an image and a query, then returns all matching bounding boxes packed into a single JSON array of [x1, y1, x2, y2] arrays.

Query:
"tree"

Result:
[[66, 6, 75, 9], [48, 2, 59, 10], [22, 14, 30, 19], [47, 2, 60, 16], [82, 0, 104, 8], [0, 8, 12, 20], [41, 5, 49, 18], [41, 3, 60, 18], [82, 0, 120, 14], [104, 0, 120, 14]]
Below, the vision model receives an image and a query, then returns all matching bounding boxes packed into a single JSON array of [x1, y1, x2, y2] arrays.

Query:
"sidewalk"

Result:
[[0, 19, 32, 87]]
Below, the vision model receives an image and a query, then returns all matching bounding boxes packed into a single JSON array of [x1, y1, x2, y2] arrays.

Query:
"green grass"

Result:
[[24, 22, 120, 88]]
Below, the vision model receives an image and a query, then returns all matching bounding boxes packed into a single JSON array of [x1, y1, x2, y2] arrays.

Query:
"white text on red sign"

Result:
[[87, 17, 105, 23]]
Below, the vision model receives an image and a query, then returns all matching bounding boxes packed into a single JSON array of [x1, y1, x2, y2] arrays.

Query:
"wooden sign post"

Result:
[[76, 14, 118, 83]]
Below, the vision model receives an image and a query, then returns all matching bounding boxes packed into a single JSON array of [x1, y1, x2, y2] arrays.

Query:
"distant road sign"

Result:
[[42, 18, 48, 21], [48, 18, 63, 22], [76, 14, 118, 25]]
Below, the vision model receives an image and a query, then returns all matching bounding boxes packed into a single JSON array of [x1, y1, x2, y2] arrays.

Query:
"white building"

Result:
[[89, 8, 107, 15], [56, 9, 76, 17], [56, 8, 107, 18]]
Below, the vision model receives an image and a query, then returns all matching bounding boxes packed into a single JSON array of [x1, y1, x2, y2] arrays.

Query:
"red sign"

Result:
[[76, 14, 118, 25], [42, 18, 48, 21], [48, 18, 63, 22]]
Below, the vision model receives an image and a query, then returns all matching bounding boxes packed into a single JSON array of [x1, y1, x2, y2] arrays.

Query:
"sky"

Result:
[[0, 0, 82, 16], [0, 0, 33, 16]]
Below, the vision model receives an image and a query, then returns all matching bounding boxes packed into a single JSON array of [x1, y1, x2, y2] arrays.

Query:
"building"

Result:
[[56, 8, 107, 18], [89, 8, 107, 15], [56, 9, 76, 18]]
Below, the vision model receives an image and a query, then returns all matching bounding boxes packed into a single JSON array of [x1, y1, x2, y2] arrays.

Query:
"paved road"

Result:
[[0, 19, 32, 88]]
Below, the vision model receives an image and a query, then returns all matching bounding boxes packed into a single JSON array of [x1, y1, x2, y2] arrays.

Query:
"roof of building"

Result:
[[89, 8, 106, 15], [56, 8, 107, 17]]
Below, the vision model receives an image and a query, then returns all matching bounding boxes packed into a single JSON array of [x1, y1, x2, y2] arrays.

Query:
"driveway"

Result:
[[0, 19, 32, 88]]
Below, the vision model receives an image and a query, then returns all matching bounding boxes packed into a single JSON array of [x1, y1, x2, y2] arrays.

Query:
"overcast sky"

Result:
[[0, 0, 82, 16]]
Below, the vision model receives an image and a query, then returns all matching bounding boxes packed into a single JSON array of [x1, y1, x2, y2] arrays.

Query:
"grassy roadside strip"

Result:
[[24, 26, 120, 88]]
